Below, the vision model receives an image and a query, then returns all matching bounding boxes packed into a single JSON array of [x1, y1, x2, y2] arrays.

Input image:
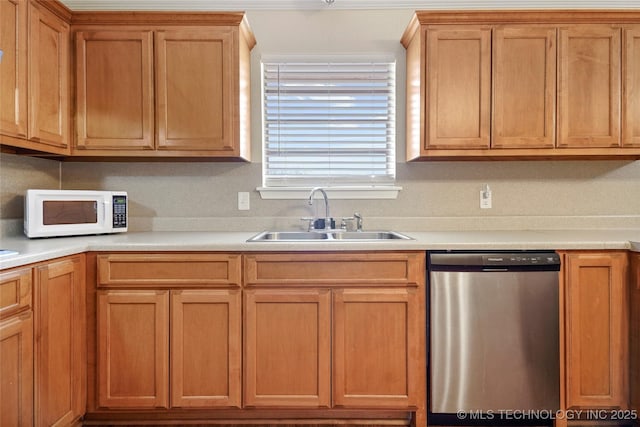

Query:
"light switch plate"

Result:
[[238, 192, 250, 210]]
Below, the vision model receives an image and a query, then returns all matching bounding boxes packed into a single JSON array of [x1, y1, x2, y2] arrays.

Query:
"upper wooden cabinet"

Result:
[[624, 26, 640, 147], [401, 11, 640, 160], [73, 13, 255, 160], [75, 30, 155, 151], [558, 25, 621, 148], [493, 26, 556, 149], [424, 26, 491, 150], [0, 0, 71, 154]]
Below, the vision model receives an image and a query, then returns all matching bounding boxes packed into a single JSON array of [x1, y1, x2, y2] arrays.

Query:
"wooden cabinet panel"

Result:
[[34, 255, 85, 427], [624, 27, 640, 147], [558, 26, 621, 148], [563, 251, 628, 409], [493, 26, 556, 148], [0, 0, 28, 139], [97, 289, 169, 409], [0, 268, 31, 319], [97, 253, 242, 288], [426, 26, 491, 149], [155, 27, 236, 152], [170, 289, 241, 408], [0, 311, 33, 427], [75, 30, 154, 151], [333, 288, 420, 408], [244, 288, 331, 407], [631, 254, 640, 413], [245, 252, 424, 287], [28, 1, 69, 149]]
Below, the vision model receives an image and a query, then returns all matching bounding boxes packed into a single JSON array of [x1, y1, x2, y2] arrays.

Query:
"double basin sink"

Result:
[[248, 230, 413, 242]]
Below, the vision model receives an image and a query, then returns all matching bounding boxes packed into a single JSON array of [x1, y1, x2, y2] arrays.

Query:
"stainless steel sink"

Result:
[[247, 230, 413, 242]]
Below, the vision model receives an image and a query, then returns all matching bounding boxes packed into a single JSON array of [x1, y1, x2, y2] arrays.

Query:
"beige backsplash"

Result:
[[2, 153, 639, 235]]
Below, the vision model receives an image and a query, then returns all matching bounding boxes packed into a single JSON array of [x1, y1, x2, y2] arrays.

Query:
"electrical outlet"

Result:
[[238, 192, 250, 211], [480, 184, 492, 209]]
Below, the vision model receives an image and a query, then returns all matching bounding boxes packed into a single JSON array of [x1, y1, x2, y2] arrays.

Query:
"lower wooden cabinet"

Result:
[[96, 288, 242, 409], [243, 252, 426, 415], [333, 288, 420, 408], [244, 288, 332, 408], [561, 251, 629, 410], [97, 290, 169, 409], [0, 265, 33, 427], [630, 253, 640, 414], [34, 254, 86, 427]]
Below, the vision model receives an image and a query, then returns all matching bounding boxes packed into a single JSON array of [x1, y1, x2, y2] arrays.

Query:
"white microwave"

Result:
[[24, 189, 128, 238]]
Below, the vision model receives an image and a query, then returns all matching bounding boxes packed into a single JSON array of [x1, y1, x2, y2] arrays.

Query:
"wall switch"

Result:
[[480, 184, 492, 209], [238, 192, 250, 211]]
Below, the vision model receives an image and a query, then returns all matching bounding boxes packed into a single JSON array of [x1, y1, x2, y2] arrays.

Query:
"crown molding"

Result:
[[58, 0, 640, 11]]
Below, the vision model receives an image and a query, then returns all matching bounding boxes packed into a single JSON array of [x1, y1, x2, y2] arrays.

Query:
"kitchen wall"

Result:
[[2, 8, 640, 234]]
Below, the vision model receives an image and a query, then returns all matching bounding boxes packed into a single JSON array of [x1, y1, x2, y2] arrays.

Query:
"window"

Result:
[[260, 58, 398, 198]]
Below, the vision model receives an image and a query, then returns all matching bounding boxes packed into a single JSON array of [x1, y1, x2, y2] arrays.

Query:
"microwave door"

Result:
[[36, 195, 107, 236], [43, 200, 98, 225]]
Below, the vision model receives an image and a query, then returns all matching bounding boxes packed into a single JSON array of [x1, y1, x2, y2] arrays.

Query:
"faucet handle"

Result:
[[353, 212, 363, 231]]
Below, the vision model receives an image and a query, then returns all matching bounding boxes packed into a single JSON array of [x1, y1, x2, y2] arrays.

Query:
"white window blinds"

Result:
[[262, 60, 396, 187]]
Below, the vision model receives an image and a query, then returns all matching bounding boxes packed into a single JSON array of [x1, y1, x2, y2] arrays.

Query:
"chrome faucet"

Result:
[[308, 187, 332, 230]]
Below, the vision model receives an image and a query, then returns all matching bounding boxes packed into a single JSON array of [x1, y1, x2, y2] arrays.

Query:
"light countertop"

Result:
[[2, 229, 640, 270]]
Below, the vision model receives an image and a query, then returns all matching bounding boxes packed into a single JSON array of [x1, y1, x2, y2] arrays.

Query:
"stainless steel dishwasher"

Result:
[[428, 251, 561, 420]]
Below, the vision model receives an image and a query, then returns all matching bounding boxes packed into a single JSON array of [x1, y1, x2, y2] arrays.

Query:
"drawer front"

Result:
[[97, 253, 241, 288], [0, 268, 32, 319], [244, 252, 425, 287]]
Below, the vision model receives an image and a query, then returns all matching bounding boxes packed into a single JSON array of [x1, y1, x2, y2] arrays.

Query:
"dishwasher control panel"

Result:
[[429, 251, 561, 270]]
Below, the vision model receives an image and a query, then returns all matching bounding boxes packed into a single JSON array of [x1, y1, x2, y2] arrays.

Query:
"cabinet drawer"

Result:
[[97, 253, 241, 288], [244, 252, 425, 287], [0, 268, 32, 319]]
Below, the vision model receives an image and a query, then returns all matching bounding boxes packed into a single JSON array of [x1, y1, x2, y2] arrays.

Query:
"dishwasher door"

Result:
[[430, 268, 560, 413]]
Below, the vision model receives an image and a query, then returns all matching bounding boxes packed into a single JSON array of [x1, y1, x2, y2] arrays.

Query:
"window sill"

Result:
[[257, 186, 402, 200]]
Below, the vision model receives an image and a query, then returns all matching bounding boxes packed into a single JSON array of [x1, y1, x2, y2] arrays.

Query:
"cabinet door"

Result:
[[171, 289, 241, 408], [631, 254, 640, 413], [426, 26, 491, 149], [0, 0, 28, 139], [0, 312, 33, 427], [75, 30, 154, 151], [34, 255, 85, 427], [28, 1, 69, 150], [97, 289, 169, 409], [333, 288, 420, 408], [244, 288, 331, 407], [493, 26, 556, 149], [155, 27, 236, 153], [623, 27, 640, 147], [558, 26, 621, 148], [564, 252, 628, 409]]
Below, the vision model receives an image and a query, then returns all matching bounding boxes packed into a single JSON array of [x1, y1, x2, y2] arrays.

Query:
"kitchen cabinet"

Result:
[[34, 254, 85, 427], [624, 26, 640, 147], [97, 289, 169, 408], [492, 26, 556, 149], [244, 288, 331, 407], [0, 0, 28, 140], [630, 253, 640, 414], [243, 252, 426, 418], [423, 26, 491, 150], [558, 25, 621, 148], [0, 268, 33, 427], [73, 13, 255, 159], [402, 11, 640, 160], [560, 251, 628, 410], [94, 253, 242, 410], [74, 30, 155, 151], [0, 0, 71, 155]]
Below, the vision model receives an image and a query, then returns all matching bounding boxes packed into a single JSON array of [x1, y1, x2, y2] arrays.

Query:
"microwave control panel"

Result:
[[113, 195, 127, 228]]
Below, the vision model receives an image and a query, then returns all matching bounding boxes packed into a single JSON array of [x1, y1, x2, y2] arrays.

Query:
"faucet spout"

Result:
[[308, 187, 331, 225]]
